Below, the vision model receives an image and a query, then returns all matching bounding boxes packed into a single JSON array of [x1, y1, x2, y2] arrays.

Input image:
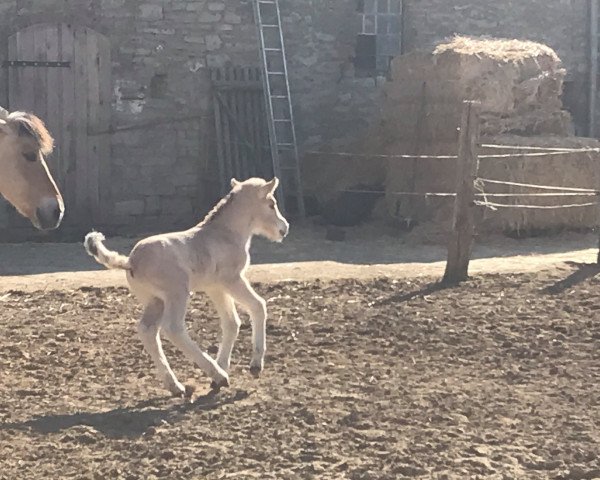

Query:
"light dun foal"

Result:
[[84, 177, 289, 396]]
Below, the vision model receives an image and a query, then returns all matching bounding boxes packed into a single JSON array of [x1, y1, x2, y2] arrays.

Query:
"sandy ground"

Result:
[[0, 272, 599, 479], [0, 224, 599, 479]]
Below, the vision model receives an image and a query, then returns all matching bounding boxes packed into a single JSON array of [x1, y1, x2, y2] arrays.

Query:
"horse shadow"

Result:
[[543, 261, 600, 295], [0, 389, 249, 439]]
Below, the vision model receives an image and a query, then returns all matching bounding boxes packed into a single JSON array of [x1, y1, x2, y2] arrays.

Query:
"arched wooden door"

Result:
[[6, 24, 111, 228]]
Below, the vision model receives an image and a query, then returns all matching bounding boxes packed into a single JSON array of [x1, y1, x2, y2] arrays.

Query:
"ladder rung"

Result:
[[264, 48, 283, 52], [270, 95, 288, 99], [274, 118, 292, 122], [267, 71, 285, 75], [261, 25, 280, 28], [259, 0, 277, 3], [277, 142, 294, 146]]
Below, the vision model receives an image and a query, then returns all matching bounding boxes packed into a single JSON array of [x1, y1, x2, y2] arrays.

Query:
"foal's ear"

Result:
[[267, 177, 279, 192], [261, 177, 279, 197], [230, 178, 240, 188]]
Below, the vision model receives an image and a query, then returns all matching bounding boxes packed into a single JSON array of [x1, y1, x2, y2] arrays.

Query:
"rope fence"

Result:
[[476, 178, 599, 193], [303, 147, 600, 161], [474, 200, 600, 210], [339, 189, 600, 198], [311, 102, 600, 282], [480, 143, 600, 153]]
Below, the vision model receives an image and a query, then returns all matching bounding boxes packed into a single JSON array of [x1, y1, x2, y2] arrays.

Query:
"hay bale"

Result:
[[384, 35, 571, 139], [373, 35, 582, 231]]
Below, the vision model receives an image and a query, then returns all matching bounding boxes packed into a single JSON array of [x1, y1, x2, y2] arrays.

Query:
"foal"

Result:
[[84, 177, 289, 395]]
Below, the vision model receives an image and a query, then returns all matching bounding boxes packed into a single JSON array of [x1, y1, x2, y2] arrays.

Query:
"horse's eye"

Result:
[[269, 203, 275, 210], [23, 152, 37, 162]]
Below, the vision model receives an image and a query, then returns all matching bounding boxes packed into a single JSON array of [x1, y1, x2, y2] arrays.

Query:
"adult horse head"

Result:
[[0, 107, 64, 230]]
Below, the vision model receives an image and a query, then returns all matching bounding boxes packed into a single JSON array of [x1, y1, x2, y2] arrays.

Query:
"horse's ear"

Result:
[[230, 178, 240, 188]]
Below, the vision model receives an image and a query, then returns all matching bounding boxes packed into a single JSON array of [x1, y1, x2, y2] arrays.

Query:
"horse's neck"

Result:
[[205, 205, 254, 244]]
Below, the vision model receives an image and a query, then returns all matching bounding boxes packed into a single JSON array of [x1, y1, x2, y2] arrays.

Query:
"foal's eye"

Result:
[[23, 152, 37, 163]]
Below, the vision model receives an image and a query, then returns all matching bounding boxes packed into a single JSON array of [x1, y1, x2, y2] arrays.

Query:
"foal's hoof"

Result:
[[210, 377, 230, 392], [169, 384, 187, 398], [249, 365, 262, 379], [183, 384, 195, 399]]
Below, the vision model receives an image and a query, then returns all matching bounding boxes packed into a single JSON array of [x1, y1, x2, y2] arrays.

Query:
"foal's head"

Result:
[[230, 177, 289, 242], [0, 108, 64, 230]]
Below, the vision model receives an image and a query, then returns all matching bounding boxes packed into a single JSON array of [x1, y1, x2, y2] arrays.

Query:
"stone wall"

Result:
[[0, 0, 593, 238], [0, 0, 261, 237]]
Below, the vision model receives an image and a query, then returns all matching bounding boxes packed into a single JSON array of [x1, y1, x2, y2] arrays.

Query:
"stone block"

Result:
[[223, 12, 241, 24], [114, 200, 145, 216], [208, 2, 226, 11], [139, 4, 163, 20], [198, 12, 221, 22], [205, 34, 222, 51]]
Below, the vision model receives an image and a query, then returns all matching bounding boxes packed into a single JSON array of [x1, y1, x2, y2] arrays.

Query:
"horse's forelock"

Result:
[[8, 111, 54, 155]]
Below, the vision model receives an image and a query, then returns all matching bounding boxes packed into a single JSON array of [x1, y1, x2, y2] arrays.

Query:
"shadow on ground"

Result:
[[0, 389, 249, 439]]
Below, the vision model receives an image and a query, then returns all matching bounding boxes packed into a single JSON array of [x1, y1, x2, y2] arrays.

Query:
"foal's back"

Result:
[[127, 224, 248, 295]]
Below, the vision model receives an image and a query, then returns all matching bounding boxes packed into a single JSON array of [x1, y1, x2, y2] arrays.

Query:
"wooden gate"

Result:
[[210, 67, 272, 194], [5, 24, 111, 228]]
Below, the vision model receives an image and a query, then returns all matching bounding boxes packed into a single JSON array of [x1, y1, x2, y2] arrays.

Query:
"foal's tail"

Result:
[[84, 231, 131, 270]]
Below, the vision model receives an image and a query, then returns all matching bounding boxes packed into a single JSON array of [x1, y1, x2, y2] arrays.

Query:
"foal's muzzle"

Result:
[[35, 197, 64, 230]]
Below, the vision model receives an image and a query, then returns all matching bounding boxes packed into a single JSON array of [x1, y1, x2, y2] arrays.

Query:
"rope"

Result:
[[340, 189, 454, 197], [340, 189, 599, 198], [479, 150, 600, 159], [480, 143, 600, 153], [303, 149, 599, 161], [475, 200, 600, 210], [304, 151, 458, 160], [477, 192, 599, 197], [477, 178, 599, 193]]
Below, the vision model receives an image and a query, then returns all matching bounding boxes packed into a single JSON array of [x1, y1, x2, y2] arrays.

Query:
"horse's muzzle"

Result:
[[36, 198, 64, 230]]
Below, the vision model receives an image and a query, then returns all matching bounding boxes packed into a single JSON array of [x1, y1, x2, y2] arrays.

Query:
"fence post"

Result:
[[443, 100, 481, 284]]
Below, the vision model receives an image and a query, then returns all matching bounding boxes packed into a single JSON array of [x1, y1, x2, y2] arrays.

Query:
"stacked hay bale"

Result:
[[377, 35, 599, 235]]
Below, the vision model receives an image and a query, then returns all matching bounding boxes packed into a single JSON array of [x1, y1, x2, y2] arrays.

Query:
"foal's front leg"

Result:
[[226, 276, 267, 377]]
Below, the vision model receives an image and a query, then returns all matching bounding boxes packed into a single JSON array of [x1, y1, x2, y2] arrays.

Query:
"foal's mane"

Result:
[[197, 191, 235, 227], [8, 111, 54, 155]]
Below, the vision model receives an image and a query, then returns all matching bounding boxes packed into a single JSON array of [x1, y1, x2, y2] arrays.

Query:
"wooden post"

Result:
[[443, 101, 481, 284], [590, 0, 598, 138]]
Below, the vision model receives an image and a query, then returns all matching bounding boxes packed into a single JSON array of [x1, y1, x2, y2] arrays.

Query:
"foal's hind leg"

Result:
[[161, 288, 230, 389], [207, 289, 241, 372], [137, 297, 186, 397]]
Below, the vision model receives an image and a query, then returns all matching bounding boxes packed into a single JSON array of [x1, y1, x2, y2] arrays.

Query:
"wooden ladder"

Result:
[[253, 0, 305, 217]]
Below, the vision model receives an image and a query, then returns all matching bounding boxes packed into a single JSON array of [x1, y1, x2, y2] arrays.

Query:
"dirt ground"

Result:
[[0, 224, 599, 479]]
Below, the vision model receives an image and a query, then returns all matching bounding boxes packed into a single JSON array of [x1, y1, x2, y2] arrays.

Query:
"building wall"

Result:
[[0, 0, 592, 237]]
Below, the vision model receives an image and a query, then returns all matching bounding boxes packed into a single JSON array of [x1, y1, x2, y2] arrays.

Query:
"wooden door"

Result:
[[6, 24, 111, 228]]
